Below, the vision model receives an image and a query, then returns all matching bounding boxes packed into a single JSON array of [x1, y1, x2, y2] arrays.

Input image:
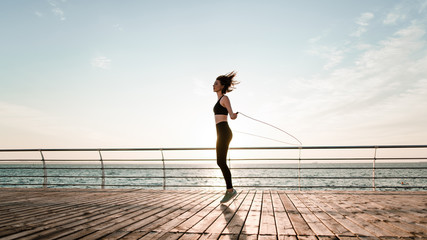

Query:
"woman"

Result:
[[213, 71, 239, 203]]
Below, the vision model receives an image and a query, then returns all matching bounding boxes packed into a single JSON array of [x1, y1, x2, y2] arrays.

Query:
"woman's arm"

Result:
[[221, 96, 238, 120]]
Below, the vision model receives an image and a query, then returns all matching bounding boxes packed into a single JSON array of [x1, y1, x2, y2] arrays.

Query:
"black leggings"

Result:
[[216, 121, 233, 189]]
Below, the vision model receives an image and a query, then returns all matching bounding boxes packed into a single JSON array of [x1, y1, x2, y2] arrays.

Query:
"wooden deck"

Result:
[[0, 188, 425, 240]]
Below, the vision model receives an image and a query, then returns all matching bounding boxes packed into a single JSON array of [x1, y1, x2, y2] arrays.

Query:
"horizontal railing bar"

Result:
[[162, 185, 427, 188], [5, 184, 162, 188], [0, 167, 163, 170], [1, 145, 427, 152], [2, 176, 426, 179], [1, 158, 426, 162], [113, 176, 427, 179], [0, 183, 425, 189], [163, 167, 427, 170], [0, 176, 100, 178], [144, 158, 427, 161], [46, 159, 162, 162], [136, 158, 426, 161], [162, 176, 427, 179], [0, 160, 42, 162], [1, 167, 426, 170]]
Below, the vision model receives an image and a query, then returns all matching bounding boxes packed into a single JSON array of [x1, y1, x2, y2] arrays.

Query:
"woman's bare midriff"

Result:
[[215, 115, 228, 124]]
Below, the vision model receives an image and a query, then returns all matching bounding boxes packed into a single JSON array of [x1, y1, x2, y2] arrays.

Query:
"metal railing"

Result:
[[0, 145, 426, 190]]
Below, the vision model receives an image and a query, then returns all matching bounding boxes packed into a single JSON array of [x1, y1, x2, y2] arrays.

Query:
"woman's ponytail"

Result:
[[217, 71, 239, 94]]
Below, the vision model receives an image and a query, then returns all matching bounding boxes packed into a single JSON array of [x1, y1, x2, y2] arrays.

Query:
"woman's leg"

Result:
[[216, 122, 233, 190]]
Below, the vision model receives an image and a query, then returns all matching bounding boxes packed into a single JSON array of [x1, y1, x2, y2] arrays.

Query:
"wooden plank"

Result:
[[278, 192, 315, 236], [187, 190, 246, 234], [204, 190, 248, 234], [271, 190, 295, 236], [15, 190, 192, 240], [198, 233, 221, 240], [177, 233, 203, 240], [151, 193, 224, 233], [317, 236, 339, 240], [259, 235, 280, 240], [317, 193, 415, 238], [0, 189, 140, 226], [295, 193, 357, 238], [0, 190, 107, 225], [0, 190, 141, 231], [338, 237, 362, 240], [287, 193, 335, 237], [124, 191, 219, 240], [0, 194, 67, 220], [32, 191, 180, 239], [72, 191, 191, 240], [259, 191, 277, 236], [218, 234, 239, 239], [258, 234, 276, 240], [333, 193, 426, 238], [313, 193, 399, 238], [0, 190, 157, 239], [157, 232, 184, 240], [237, 234, 258, 240], [361, 199, 427, 237], [222, 190, 255, 235], [303, 193, 378, 239], [371, 192, 426, 219], [364, 193, 427, 226], [277, 236, 298, 240], [119, 231, 149, 239], [171, 192, 224, 233], [294, 236, 318, 240], [78, 190, 210, 240], [240, 190, 262, 235]]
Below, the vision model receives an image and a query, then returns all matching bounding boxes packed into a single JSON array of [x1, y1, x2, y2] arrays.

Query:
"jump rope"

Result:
[[235, 112, 303, 146], [234, 112, 304, 188]]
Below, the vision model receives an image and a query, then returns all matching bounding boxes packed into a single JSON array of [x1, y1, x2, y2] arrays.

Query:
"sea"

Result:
[[0, 162, 426, 191]]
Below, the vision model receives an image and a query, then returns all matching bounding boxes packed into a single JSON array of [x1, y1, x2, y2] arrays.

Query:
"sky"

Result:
[[1, 0, 427, 150]]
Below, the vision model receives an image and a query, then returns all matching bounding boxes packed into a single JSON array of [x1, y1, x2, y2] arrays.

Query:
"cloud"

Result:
[[52, 8, 65, 21], [48, 0, 66, 21], [35, 11, 43, 17], [383, 4, 407, 25], [323, 49, 344, 70], [91, 56, 112, 69], [351, 12, 374, 37], [383, 12, 406, 25], [113, 24, 124, 31], [307, 30, 330, 44], [306, 30, 345, 70], [307, 45, 345, 70], [421, 0, 427, 13], [289, 23, 427, 143], [356, 12, 375, 26]]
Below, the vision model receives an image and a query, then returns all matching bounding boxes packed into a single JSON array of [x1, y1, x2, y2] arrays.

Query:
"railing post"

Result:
[[39, 150, 47, 188], [373, 146, 377, 191], [160, 149, 166, 190], [298, 146, 302, 191], [98, 150, 105, 189]]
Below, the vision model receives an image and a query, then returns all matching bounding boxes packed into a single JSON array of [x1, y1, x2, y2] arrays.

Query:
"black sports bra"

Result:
[[213, 96, 228, 115]]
